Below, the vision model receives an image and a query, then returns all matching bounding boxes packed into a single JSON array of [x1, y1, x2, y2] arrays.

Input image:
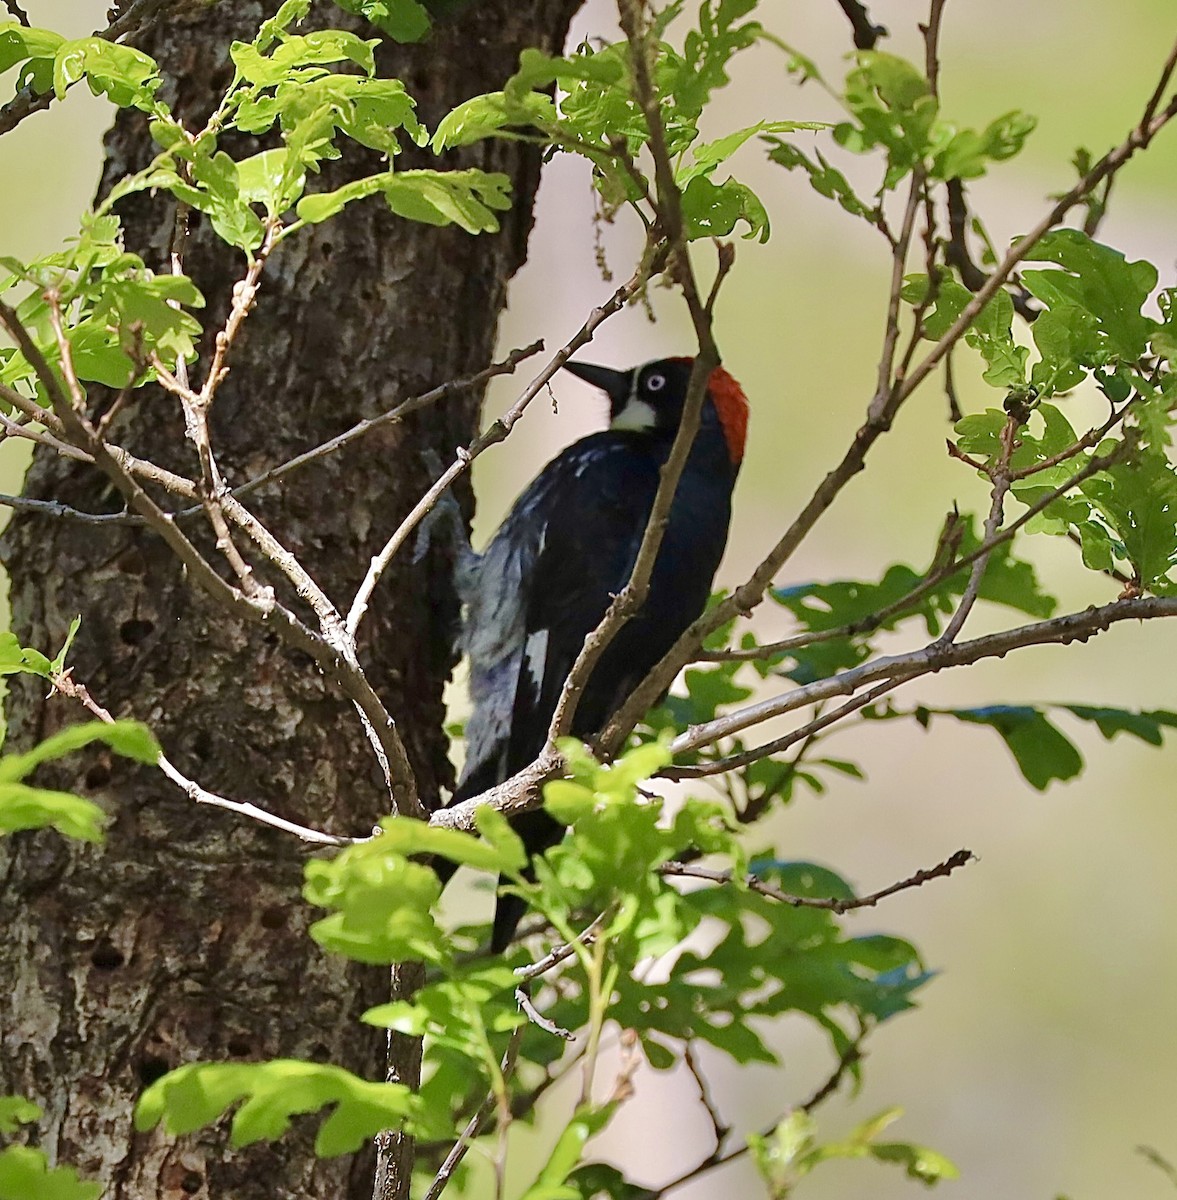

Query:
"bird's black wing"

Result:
[[488, 435, 658, 950], [505, 434, 659, 773]]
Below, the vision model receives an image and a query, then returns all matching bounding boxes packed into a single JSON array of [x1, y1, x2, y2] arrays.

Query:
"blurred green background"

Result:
[[4, 1, 1177, 1197]]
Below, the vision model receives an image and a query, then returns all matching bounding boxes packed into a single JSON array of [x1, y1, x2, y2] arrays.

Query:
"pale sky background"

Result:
[[3, 1, 1177, 1198]]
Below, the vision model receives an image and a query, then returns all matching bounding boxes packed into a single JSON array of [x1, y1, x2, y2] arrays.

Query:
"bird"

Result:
[[432, 356, 748, 951]]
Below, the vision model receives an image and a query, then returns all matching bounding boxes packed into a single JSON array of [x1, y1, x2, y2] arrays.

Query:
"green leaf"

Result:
[[303, 838, 448, 965], [0, 782, 106, 842], [1030, 303, 1096, 395], [0, 23, 63, 77], [381, 169, 512, 233], [295, 176, 385, 224], [949, 706, 1083, 790], [965, 285, 1027, 388], [473, 804, 529, 873], [0, 1096, 40, 1134], [332, 0, 431, 42], [229, 30, 379, 85], [49, 617, 82, 675], [930, 110, 1036, 180], [519, 1104, 617, 1200], [298, 169, 512, 234], [0, 720, 161, 783], [871, 1141, 960, 1183], [362, 964, 522, 1066], [681, 175, 769, 241], [255, 0, 312, 50], [53, 38, 161, 110], [134, 1060, 417, 1157], [1065, 705, 1177, 746], [0, 1145, 101, 1200], [766, 138, 875, 220], [1080, 449, 1177, 590], [1022, 229, 1158, 362], [432, 90, 555, 151], [369, 815, 525, 875], [235, 147, 306, 215], [0, 632, 52, 678], [677, 120, 826, 186]]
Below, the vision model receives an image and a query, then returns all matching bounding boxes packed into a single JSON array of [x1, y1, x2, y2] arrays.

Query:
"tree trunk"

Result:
[[0, 2, 579, 1197]]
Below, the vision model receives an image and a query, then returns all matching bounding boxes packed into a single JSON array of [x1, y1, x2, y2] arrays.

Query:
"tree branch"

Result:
[[550, 0, 724, 746], [660, 848, 974, 914], [51, 668, 359, 846], [0, 296, 424, 819], [674, 595, 1177, 756]]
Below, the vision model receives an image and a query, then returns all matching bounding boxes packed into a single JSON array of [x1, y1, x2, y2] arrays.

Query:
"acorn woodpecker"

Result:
[[437, 356, 748, 950]]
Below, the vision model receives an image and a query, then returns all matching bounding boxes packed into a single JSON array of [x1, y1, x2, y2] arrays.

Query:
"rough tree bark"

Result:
[[0, 2, 580, 1197]]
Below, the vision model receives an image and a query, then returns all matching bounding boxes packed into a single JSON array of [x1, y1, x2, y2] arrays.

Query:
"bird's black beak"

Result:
[[562, 360, 631, 407]]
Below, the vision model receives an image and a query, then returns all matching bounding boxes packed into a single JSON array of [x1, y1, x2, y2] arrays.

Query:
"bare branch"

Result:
[[515, 912, 608, 982], [0, 297, 423, 819], [701, 435, 1130, 666], [551, 1, 725, 746], [666, 677, 906, 778], [1, 0, 30, 26], [660, 848, 974, 914], [635, 1024, 869, 1198], [429, 747, 565, 832], [0, 346, 545, 528], [232, 341, 543, 504], [51, 669, 359, 846], [674, 594, 1177, 756], [936, 409, 1018, 645], [515, 985, 573, 1040]]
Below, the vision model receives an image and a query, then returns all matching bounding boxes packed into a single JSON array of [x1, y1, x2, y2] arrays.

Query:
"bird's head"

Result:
[[563, 356, 748, 466]]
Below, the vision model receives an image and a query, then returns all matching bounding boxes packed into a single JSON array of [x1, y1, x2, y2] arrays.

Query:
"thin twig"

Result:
[[664, 677, 906, 778], [0, 346, 545, 528], [2, 0, 30, 26], [921, 0, 946, 97], [552, 0, 724, 745], [684, 1044, 729, 1152], [0, 297, 423, 820], [637, 1026, 868, 1198], [515, 985, 573, 1040], [936, 409, 1018, 645], [835, 0, 887, 49], [660, 848, 973, 913], [51, 669, 358, 846], [700, 435, 1129, 666], [232, 341, 543, 503], [422, 1028, 524, 1200], [515, 912, 608, 982]]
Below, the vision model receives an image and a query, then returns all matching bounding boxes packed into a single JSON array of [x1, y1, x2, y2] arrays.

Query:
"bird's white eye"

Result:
[[645, 373, 667, 393]]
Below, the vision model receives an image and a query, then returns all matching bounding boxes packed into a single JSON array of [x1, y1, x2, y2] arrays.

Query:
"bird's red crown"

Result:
[[668, 357, 749, 466], [708, 365, 749, 466]]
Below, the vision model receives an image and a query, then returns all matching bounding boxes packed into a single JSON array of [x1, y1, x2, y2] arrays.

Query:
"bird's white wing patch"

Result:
[[523, 628, 549, 696]]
